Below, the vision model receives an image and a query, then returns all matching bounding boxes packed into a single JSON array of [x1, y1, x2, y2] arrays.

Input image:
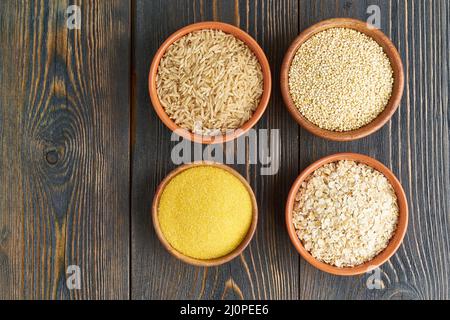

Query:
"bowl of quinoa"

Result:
[[285, 153, 408, 275], [281, 18, 404, 141]]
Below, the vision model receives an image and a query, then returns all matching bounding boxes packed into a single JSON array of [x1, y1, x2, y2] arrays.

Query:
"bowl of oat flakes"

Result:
[[285, 153, 408, 275], [280, 18, 404, 141]]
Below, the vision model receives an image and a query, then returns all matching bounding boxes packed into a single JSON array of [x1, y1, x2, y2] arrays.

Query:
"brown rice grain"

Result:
[[157, 29, 264, 135]]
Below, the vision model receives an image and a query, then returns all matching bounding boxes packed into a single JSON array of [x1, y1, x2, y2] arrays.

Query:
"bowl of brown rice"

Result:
[[280, 18, 404, 141], [149, 21, 272, 144], [285, 153, 408, 276]]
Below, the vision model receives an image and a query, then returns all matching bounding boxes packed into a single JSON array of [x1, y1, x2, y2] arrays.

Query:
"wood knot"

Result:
[[45, 149, 59, 165], [344, 1, 353, 9]]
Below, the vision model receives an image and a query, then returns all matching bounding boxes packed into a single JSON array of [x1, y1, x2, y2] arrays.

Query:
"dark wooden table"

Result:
[[0, 0, 448, 300]]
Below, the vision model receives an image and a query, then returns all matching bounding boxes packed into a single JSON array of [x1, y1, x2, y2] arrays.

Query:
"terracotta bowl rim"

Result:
[[149, 21, 272, 145], [285, 152, 408, 276], [280, 17, 405, 141], [152, 161, 258, 267]]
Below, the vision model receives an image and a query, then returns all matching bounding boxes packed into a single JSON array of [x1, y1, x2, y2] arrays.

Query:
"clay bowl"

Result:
[[285, 153, 408, 276], [152, 161, 258, 267], [149, 21, 272, 145], [280, 18, 404, 141]]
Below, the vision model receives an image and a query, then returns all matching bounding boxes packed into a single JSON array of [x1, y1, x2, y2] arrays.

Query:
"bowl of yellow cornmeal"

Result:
[[152, 161, 258, 266]]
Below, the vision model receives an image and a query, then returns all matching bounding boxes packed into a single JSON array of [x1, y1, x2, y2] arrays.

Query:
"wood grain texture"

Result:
[[0, 0, 130, 299]]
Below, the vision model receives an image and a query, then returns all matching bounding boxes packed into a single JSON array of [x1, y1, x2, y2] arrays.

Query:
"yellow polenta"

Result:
[[158, 166, 253, 259]]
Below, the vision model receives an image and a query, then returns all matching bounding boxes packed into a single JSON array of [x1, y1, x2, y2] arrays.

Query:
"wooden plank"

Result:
[[132, 0, 299, 299], [298, 0, 450, 300], [228, 0, 300, 300], [132, 0, 198, 300], [0, 0, 130, 299]]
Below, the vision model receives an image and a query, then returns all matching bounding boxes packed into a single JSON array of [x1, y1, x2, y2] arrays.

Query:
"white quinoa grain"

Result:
[[292, 160, 399, 267], [288, 28, 394, 132]]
